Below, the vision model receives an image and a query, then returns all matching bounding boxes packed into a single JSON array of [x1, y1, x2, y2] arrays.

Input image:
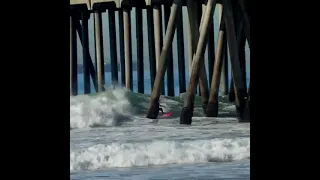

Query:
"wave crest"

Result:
[[70, 138, 250, 171], [70, 88, 133, 129]]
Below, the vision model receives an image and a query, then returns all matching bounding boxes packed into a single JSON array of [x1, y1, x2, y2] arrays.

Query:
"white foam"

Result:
[[222, 105, 236, 111], [70, 137, 250, 171], [70, 88, 133, 129]]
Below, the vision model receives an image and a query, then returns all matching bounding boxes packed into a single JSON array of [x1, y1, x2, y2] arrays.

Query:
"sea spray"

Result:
[[70, 137, 250, 171], [70, 87, 238, 129], [70, 88, 134, 129]]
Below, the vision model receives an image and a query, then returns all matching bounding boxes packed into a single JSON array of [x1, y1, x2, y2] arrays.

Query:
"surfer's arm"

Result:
[[159, 108, 164, 113]]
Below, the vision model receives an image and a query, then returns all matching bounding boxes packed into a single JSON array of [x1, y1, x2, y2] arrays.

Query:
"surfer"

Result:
[[159, 105, 164, 115], [150, 104, 164, 124], [149, 102, 172, 123]]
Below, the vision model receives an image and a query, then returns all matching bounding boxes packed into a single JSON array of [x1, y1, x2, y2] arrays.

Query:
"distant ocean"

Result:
[[75, 69, 250, 96]]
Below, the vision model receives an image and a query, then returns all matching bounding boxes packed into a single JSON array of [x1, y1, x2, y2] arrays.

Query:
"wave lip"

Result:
[[70, 88, 133, 129], [70, 137, 250, 171]]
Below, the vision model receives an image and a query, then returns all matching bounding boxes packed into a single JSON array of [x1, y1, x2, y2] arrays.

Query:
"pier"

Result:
[[70, 0, 250, 124]]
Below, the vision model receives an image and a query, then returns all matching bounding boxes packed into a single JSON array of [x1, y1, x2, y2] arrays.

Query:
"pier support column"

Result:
[[229, 78, 235, 102], [229, 1, 248, 103], [154, 5, 165, 95], [206, 5, 215, 87], [118, 10, 126, 86], [238, 0, 250, 48], [219, 4, 229, 96], [109, 9, 118, 86], [223, 0, 247, 121], [147, 7, 156, 89], [187, 0, 210, 111], [94, 11, 104, 92], [146, 0, 183, 119], [180, 0, 217, 124], [70, 14, 78, 96], [238, 22, 247, 96], [176, 8, 186, 93], [81, 11, 91, 94], [242, 84, 250, 122], [164, 5, 175, 96], [187, 6, 193, 77], [206, 13, 226, 117], [239, 0, 250, 122], [220, 48, 229, 96], [136, 7, 144, 93], [123, 8, 133, 90], [233, 1, 247, 97], [75, 19, 98, 92]]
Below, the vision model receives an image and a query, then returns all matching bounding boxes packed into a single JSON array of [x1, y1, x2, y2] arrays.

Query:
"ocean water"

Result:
[[71, 4, 250, 179], [70, 71, 250, 180]]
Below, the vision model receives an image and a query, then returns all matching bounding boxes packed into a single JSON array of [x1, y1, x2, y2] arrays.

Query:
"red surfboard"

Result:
[[161, 112, 172, 118], [149, 112, 173, 123]]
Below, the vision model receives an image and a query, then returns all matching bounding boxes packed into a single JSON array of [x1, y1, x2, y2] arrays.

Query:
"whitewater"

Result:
[[70, 72, 250, 180]]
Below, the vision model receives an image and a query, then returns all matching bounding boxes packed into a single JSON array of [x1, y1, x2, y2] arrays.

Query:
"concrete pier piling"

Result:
[[207, 17, 215, 87], [146, 0, 183, 119], [153, 5, 165, 95], [69, 0, 250, 123], [206, 12, 227, 117], [223, 0, 247, 121], [180, 0, 217, 125], [75, 19, 98, 92], [147, 7, 157, 89], [108, 9, 119, 87], [164, 4, 175, 97], [204, 2, 215, 88], [220, 45, 229, 96], [176, 8, 186, 94], [94, 11, 104, 92], [136, 7, 145, 93], [124, 8, 133, 90], [238, 0, 250, 47], [80, 12, 91, 94], [118, 9, 126, 86], [187, 0, 210, 112], [233, 3, 247, 97], [242, 84, 250, 122], [219, 3, 229, 96]]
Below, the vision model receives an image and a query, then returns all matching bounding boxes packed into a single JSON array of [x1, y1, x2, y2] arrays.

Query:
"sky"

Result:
[[75, 6, 250, 72]]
